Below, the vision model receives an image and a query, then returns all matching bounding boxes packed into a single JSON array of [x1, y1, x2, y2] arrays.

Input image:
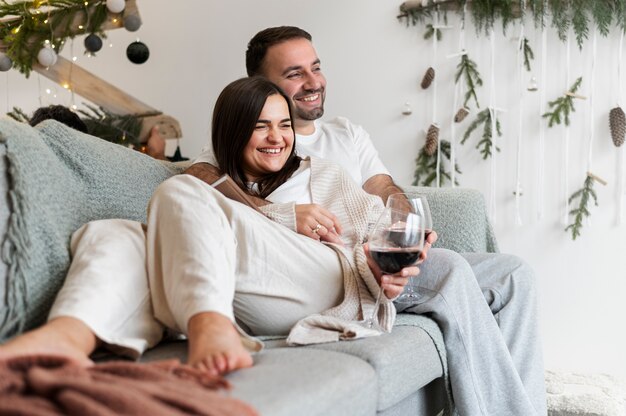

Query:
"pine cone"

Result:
[[454, 107, 470, 123], [424, 124, 439, 156], [609, 107, 626, 147], [421, 67, 435, 89]]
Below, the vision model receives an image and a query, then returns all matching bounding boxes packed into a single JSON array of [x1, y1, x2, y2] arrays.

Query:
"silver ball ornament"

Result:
[[37, 46, 58, 67], [0, 53, 12, 72], [106, 0, 125, 14], [123, 14, 142, 32]]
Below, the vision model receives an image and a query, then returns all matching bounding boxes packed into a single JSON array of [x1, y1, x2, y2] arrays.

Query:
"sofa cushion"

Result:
[[0, 118, 182, 341], [140, 341, 379, 416], [263, 314, 445, 412]]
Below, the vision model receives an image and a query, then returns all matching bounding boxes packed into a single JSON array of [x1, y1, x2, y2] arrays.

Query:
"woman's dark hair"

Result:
[[212, 76, 301, 198], [246, 26, 312, 76], [29, 105, 88, 133]]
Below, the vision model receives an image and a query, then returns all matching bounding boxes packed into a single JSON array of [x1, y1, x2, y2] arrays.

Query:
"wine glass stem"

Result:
[[405, 276, 415, 295], [368, 288, 385, 328]]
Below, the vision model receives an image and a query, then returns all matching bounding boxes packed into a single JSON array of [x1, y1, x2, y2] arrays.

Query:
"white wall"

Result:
[[3, 0, 625, 378]]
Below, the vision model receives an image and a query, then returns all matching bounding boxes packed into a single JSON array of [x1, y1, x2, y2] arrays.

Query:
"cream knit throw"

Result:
[[261, 157, 394, 345]]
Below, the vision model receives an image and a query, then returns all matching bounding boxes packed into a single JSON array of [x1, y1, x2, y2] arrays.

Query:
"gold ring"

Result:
[[312, 224, 322, 234]]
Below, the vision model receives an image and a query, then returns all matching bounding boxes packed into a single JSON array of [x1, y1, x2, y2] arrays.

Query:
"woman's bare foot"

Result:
[[187, 312, 253, 377], [0, 317, 97, 366]]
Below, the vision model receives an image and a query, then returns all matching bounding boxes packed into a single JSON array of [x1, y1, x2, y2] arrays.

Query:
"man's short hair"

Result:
[[246, 26, 312, 76], [29, 105, 88, 133]]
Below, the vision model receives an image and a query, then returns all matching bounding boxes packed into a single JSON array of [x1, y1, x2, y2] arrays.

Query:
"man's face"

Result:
[[261, 38, 326, 125]]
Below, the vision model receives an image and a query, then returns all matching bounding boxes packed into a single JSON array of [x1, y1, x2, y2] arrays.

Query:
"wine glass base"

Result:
[[395, 293, 421, 304]]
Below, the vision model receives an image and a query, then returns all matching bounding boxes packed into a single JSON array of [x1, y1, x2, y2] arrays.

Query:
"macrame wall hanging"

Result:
[[398, 0, 626, 240]]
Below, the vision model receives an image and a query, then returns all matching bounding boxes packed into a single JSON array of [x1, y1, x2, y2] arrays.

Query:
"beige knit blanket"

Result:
[[260, 157, 395, 345]]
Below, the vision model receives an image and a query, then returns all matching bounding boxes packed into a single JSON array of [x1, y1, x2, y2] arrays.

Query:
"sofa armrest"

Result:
[[401, 186, 498, 254]]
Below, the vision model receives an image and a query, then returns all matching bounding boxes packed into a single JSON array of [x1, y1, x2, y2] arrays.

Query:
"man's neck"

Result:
[[295, 119, 316, 136]]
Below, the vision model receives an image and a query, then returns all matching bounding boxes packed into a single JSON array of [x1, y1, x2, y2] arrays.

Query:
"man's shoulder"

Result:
[[319, 116, 357, 131]]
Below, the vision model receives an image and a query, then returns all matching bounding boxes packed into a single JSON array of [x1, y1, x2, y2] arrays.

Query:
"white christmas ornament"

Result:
[[37, 46, 58, 67], [0, 52, 12, 72], [106, 0, 125, 14]]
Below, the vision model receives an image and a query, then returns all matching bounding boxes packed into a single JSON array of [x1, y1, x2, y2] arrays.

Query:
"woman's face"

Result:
[[242, 93, 294, 182]]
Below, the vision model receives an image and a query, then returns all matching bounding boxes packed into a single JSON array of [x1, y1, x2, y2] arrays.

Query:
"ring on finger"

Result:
[[312, 223, 322, 234]]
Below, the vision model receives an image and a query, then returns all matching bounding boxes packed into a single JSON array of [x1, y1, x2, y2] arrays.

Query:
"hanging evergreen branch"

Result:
[[413, 139, 462, 187], [542, 77, 583, 127], [461, 108, 502, 159], [455, 54, 483, 109], [398, 0, 626, 48], [522, 37, 534, 72], [0, 0, 108, 76], [424, 23, 443, 40], [565, 174, 598, 240], [6, 107, 30, 123]]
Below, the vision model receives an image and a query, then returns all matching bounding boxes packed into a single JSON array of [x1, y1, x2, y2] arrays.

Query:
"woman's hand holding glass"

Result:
[[363, 208, 425, 328]]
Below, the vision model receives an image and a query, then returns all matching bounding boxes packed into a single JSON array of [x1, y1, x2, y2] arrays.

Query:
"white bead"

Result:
[[37, 46, 57, 67], [106, 0, 125, 14]]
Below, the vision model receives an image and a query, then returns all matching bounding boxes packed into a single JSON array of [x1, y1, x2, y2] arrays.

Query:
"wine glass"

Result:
[[386, 193, 433, 303], [365, 207, 425, 328]]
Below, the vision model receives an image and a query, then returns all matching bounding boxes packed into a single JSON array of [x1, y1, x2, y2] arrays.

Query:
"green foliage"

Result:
[[542, 77, 583, 128], [455, 54, 483, 109], [461, 108, 502, 159], [424, 23, 443, 41], [413, 140, 462, 187], [522, 37, 534, 72], [398, 0, 626, 48], [0, 0, 108, 76], [565, 175, 598, 240], [77, 104, 145, 147], [6, 107, 30, 123]]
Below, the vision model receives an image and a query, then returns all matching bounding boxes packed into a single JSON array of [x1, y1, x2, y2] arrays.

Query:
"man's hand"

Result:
[[295, 204, 344, 245], [419, 230, 438, 263], [364, 243, 417, 299], [363, 174, 404, 205]]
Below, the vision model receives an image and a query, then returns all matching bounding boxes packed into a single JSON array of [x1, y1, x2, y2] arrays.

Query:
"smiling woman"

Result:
[[243, 94, 295, 183], [212, 76, 302, 198]]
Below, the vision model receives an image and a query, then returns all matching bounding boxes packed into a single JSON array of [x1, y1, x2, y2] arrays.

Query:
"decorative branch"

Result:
[[0, 0, 109, 76], [424, 23, 443, 41], [454, 54, 483, 109], [77, 104, 145, 147], [413, 139, 462, 187], [522, 37, 534, 72], [398, 0, 626, 48], [542, 77, 583, 127], [565, 173, 602, 240], [461, 108, 502, 159], [6, 107, 30, 123]]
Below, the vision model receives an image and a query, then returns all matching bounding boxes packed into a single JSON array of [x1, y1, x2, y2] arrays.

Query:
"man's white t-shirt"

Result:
[[193, 117, 389, 187]]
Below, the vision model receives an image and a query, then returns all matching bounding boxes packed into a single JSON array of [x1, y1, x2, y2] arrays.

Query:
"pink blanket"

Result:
[[0, 355, 258, 416]]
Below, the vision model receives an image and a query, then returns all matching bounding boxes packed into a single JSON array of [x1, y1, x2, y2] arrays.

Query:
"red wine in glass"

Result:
[[370, 248, 422, 274]]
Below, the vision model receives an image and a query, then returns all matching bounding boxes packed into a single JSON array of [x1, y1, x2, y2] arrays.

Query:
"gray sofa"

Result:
[[0, 118, 498, 415]]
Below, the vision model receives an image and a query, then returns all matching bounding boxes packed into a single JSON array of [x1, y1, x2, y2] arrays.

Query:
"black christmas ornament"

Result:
[[126, 40, 149, 64], [84, 33, 103, 53]]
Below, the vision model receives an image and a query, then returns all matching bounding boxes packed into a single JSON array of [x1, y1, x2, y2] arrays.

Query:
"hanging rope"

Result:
[[586, 27, 598, 227], [489, 28, 498, 225], [563, 30, 572, 226], [537, 3, 547, 220], [618, 30, 625, 226], [450, 2, 467, 188], [4, 71, 8, 114], [514, 8, 526, 226], [432, 10, 441, 188]]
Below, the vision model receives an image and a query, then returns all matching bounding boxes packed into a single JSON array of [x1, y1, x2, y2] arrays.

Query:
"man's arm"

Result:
[[362, 174, 403, 205], [184, 163, 269, 207]]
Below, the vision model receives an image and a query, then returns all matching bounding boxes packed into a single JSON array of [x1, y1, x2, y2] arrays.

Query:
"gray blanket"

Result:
[[0, 118, 180, 341]]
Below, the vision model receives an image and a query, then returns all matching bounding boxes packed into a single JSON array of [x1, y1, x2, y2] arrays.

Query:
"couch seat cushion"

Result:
[[141, 341, 378, 416], [264, 315, 445, 412]]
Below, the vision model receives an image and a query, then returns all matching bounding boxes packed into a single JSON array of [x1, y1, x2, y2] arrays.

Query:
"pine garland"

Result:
[[6, 107, 30, 123], [565, 174, 598, 240], [542, 77, 583, 127], [398, 0, 626, 48], [455, 54, 483, 109], [77, 104, 147, 147], [461, 108, 502, 159], [0, 0, 109, 76], [424, 23, 443, 41], [413, 139, 462, 187]]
